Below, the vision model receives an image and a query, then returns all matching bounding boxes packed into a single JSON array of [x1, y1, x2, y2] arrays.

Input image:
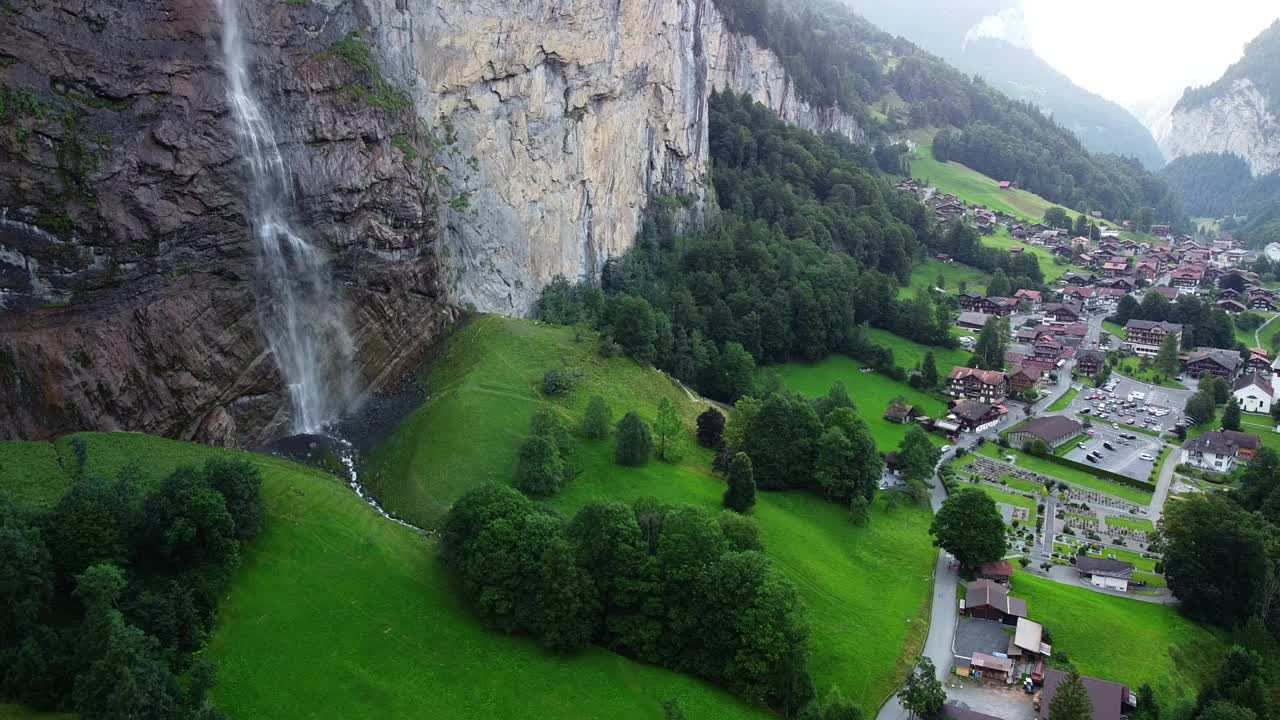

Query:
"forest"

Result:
[[710, 0, 1184, 228], [539, 91, 1039, 402], [0, 448, 264, 719]]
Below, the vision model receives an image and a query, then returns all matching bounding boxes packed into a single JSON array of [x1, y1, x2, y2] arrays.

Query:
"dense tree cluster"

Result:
[[540, 92, 1052, 401], [442, 484, 816, 711], [0, 451, 264, 718], [515, 408, 575, 497], [928, 221, 1045, 291], [1159, 153, 1261, 219], [1110, 291, 1236, 351], [725, 384, 883, 507]]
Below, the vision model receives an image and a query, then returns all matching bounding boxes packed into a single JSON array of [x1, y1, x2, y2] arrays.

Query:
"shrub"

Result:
[[542, 367, 578, 396]]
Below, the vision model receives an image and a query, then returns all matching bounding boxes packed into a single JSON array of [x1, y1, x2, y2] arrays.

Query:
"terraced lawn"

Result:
[[975, 443, 1153, 505], [1012, 571, 1222, 711]]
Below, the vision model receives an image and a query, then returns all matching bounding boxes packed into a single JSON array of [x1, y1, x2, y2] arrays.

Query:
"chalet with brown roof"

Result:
[[1037, 670, 1136, 720], [1149, 286, 1179, 302], [950, 400, 1002, 432], [1122, 320, 1182, 356], [1184, 348, 1242, 380], [1009, 365, 1044, 393], [1182, 430, 1261, 472], [965, 579, 1027, 625], [1171, 267, 1204, 292], [947, 367, 1010, 404], [1043, 303, 1084, 325], [1217, 298, 1247, 314], [1075, 349, 1106, 376], [884, 403, 917, 425], [957, 312, 992, 330], [1008, 415, 1083, 450]]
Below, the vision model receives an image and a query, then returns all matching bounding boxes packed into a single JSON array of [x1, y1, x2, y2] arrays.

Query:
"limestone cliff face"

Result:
[[1169, 79, 1280, 176], [364, 0, 865, 315], [0, 0, 453, 445], [0, 0, 860, 445]]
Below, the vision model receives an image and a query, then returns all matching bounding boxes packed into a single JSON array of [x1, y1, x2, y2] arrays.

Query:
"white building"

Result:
[[1233, 374, 1274, 415], [1075, 556, 1133, 592], [1181, 430, 1262, 473]]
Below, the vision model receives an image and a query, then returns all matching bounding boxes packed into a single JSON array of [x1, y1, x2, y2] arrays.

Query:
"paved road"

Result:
[[1149, 442, 1178, 522]]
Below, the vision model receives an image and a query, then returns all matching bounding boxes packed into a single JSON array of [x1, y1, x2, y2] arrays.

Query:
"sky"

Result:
[[976, 1, 1279, 109]]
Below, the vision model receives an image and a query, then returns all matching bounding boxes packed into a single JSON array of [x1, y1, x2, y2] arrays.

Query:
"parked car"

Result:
[[1087, 455, 1099, 463], [1140, 453, 1155, 461], [1103, 442, 1116, 451], [1077, 442, 1089, 450]]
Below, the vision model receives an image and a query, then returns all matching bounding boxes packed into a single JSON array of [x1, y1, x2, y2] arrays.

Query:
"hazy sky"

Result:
[[992, 1, 1279, 108]]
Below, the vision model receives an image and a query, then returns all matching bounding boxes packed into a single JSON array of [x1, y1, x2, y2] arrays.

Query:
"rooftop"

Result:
[[1184, 430, 1261, 456], [1076, 555, 1134, 579], [949, 367, 1008, 385], [1011, 416, 1083, 444]]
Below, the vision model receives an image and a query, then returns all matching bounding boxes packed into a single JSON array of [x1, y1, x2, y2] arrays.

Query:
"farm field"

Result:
[[1012, 571, 1222, 710], [864, 327, 971, 378], [899, 257, 993, 299], [772, 355, 948, 448], [0, 433, 777, 720], [975, 443, 1153, 505], [365, 316, 939, 712]]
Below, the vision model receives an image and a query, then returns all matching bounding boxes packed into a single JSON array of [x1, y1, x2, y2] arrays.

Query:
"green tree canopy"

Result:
[[930, 488, 1007, 568], [1049, 670, 1095, 720], [583, 396, 613, 440], [615, 412, 654, 466], [724, 452, 757, 514]]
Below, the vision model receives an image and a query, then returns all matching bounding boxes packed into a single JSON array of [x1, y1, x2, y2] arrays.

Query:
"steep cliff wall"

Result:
[[0, 0, 860, 445], [0, 0, 453, 445], [1169, 79, 1280, 177], [364, 0, 865, 315]]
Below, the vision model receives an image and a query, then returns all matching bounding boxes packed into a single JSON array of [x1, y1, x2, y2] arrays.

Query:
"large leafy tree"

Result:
[[899, 657, 945, 720], [929, 488, 1007, 569], [1160, 494, 1268, 627], [653, 398, 683, 462], [897, 426, 939, 502], [742, 392, 823, 490], [696, 407, 726, 448], [514, 434, 565, 497], [816, 408, 882, 504], [583, 396, 612, 440], [615, 412, 654, 466]]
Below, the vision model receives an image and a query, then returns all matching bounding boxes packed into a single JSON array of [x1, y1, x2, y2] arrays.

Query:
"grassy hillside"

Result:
[[910, 144, 1075, 222], [899, 257, 993, 298], [365, 315, 938, 711], [771, 355, 948, 448], [0, 432, 772, 720], [864, 328, 970, 378], [1013, 571, 1223, 709]]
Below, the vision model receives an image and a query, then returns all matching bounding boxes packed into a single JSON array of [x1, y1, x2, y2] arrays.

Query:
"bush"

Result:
[[515, 435, 565, 497], [615, 412, 654, 466], [542, 367, 579, 396]]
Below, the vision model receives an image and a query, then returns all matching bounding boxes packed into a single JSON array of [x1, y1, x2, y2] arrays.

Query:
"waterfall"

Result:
[[219, 0, 356, 433]]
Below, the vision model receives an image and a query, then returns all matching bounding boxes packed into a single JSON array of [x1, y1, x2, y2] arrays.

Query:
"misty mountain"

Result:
[[847, 0, 1167, 169]]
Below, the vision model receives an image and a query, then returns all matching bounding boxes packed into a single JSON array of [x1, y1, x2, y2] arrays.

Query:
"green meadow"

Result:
[[365, 316, 939, 712], [1012, 571, 1221, 709], [0, 432, 774, 720], [899, 257, 993, 298]]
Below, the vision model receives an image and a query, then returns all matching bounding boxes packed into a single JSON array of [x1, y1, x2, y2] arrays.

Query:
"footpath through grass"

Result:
[[366, 316, 938, 712], [772, 355, 948, 448], [0, 432, 771, 720], [1012, 571, 1222, 711]]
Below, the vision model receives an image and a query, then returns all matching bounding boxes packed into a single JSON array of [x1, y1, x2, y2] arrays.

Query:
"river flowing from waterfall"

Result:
[[220, 0, 356, 433]]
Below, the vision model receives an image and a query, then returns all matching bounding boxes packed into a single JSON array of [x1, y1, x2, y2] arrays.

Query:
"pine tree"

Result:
[[653, 398, 682, 461], [723, 452, 757, 513], [921, 352, 939, 389], [1155, 333, 1181, 377], [972, 317, 1007, 371], [1049, 670, 1095, 720], [1223, 399, 1242, 432]]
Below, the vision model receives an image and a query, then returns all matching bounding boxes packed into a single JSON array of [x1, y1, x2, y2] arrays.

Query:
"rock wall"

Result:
[[0, 0, 453, 445], [364, 0, 865, 315], [1169, 79, 1280, 176], [0, 0, 860, 445]]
